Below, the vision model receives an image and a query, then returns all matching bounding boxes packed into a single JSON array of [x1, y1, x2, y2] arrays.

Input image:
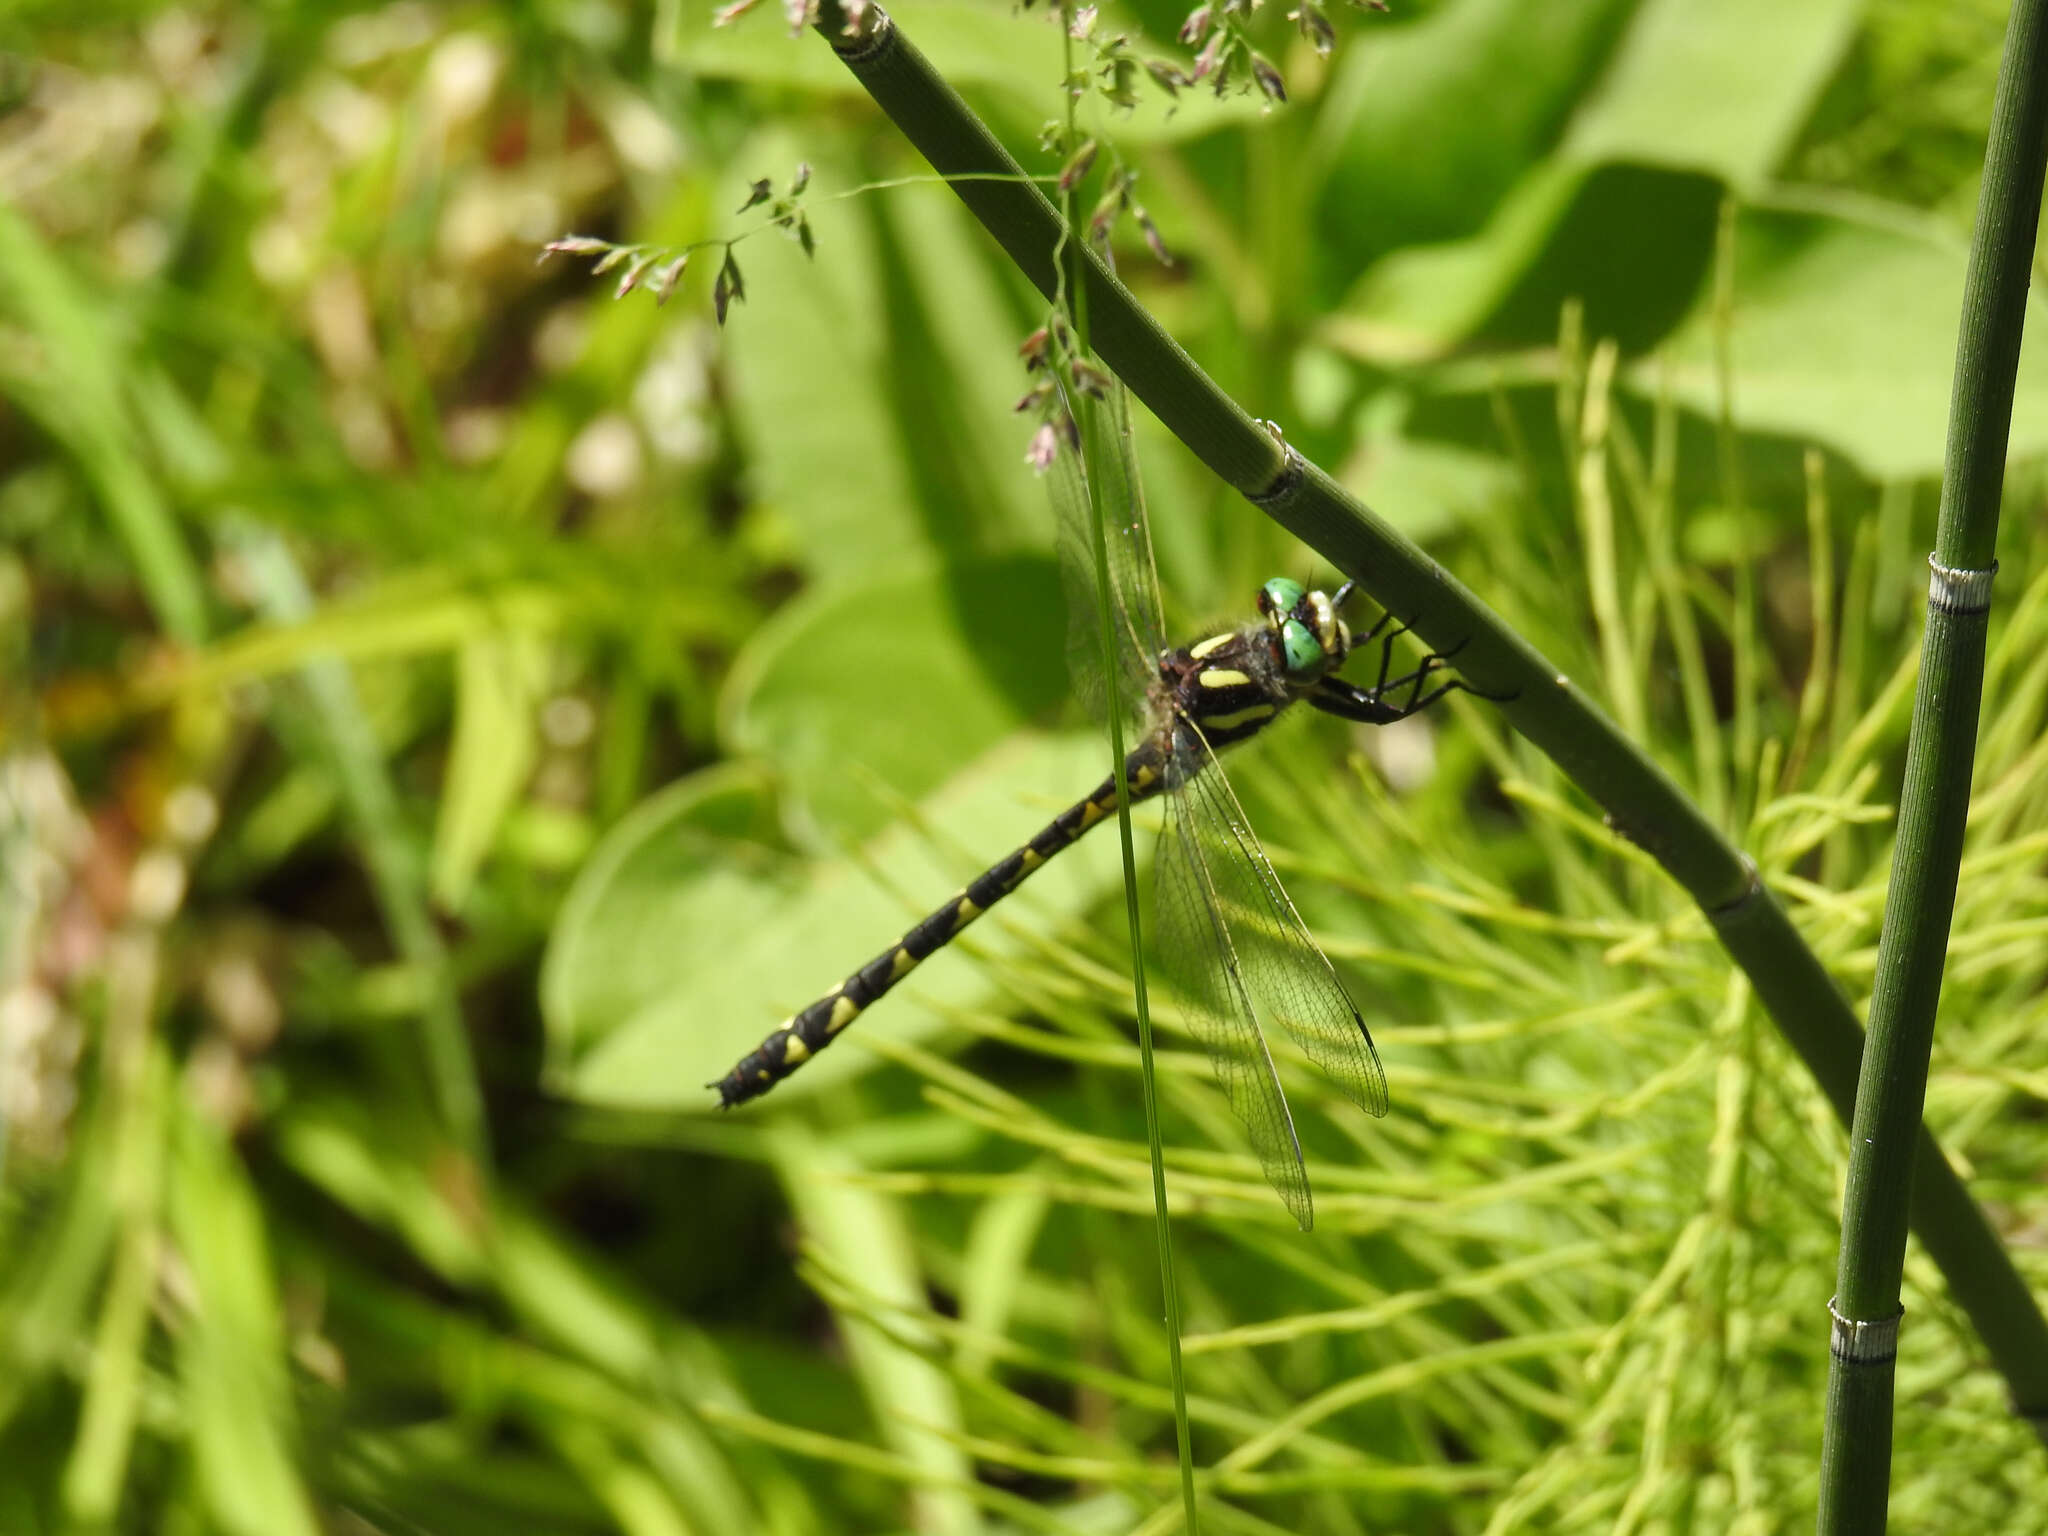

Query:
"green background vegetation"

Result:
[[6, 0, 2048, 1530]]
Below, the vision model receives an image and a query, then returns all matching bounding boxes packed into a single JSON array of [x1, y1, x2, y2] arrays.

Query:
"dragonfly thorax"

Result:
[[1160, 578, 1353, 752]]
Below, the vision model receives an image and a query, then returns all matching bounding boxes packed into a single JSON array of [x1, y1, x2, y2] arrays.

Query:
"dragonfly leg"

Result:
[[1313, 667, 1435, 724], [1333, 584, 1403, 653], [1413, 633, 1520, 704], [1311, 631, 1512, 723], [1394, 630, 1520, 707], [1335, 587, 1491, 705], [1339, 602, 1408, 695], [1389, 659, 1520, 714], [1393, 655, 1455, 715], [1386, 676, 1469, 718], [1370, 619, 1410, 694]]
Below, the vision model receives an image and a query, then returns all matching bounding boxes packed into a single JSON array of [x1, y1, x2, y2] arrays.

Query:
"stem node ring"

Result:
[[1828, 1297, 1904, 1365], [1927, 554, 1998, 615]]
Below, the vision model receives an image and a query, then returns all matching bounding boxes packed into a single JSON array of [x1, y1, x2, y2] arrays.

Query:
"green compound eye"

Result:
[[1261, 577, 1307, 614], [1281, 618, 1322, 674]]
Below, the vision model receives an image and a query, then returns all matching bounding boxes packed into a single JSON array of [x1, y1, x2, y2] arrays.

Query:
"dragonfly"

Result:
[[714, 358, 1477, 1227]]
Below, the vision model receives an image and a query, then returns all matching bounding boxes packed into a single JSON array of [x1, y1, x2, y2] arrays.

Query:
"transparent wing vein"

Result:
[[1155, 732, 1313, 1229], [1171, 724, 1390, 1119], [1045, 366, 1385, 1229], [1048, 377, 1169, 729]]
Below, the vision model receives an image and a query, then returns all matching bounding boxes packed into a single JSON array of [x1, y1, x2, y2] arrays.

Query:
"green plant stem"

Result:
[[1820, 0, 2048, 1523], [803, 0, 2048, 1420]]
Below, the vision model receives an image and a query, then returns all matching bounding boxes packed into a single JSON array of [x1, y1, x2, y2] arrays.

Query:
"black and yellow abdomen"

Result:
[[713, 740, 1171, 1107]]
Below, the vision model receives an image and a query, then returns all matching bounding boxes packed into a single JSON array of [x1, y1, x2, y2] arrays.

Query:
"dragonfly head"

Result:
[[1258, 577, 1350, 682]]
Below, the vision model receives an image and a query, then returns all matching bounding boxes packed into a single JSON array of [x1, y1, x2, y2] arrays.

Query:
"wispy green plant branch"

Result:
[[798, 0, 2048, 1419], [1820, 0, 2048, 1525]]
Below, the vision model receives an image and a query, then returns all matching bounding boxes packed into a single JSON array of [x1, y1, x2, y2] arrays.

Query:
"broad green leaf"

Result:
[[722, 554, 1067, 844], [882, 190, 1052, 551], [552, 731, 1125, 1110], [765, 1123, 979, 1535], [0, 959, 118, 1434], [1564, 0, 1863, 190], [58, 1045, 171, 1525], [1328, 0, 1861, 361], [146, 576, 569, 700], [1650, 194, 2048, 481], [720, 138, 930, 581], [1312, 0, 1640, 268], [169, 1103, 319, 1536], [430, 633, 550, 911], [1337, 159, 1722, 363], [61, 1219, 155, 1523], [0, 204, 207, 642], [1340, 410, 1519, 543], [542, 762, 793, 1073]]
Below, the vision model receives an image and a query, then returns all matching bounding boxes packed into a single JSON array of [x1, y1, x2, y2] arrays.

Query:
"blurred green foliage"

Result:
[[5, 0, 2048, 1531]]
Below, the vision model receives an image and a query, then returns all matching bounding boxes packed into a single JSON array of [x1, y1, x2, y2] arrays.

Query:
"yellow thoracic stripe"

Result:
[[1199, 702, 1277, 731], [1189, 633, 1234, 659], [1198, 667, 1251, 689]]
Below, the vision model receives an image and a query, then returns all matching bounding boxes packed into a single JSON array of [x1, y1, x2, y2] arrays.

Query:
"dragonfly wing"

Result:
[[1048, 376, 1170, 729], [1094, 384, 1171, 662], [1155, 738, 1314, 1229], [1170, 722, 1390, 1119]]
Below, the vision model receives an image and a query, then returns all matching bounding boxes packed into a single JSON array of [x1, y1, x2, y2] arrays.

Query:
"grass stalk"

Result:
[[231, 528, 490, 1176], [0, 206, 209, 646], [1071, 369, 1204, 1534], [1713, 195, 1760, 823], [802, 0, 2048, 1418], [1819, 0, 2048, 1523], [1056, 14, 1201, 1517]]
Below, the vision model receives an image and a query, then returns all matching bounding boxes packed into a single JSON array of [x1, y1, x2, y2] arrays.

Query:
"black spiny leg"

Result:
[[1326, 587, 1518, 720], [1334, 586, 1400, 660], [1331, 585, 1412, 697], [1313, 628, 1493, 725], [1312, 666, 1468, 724]]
